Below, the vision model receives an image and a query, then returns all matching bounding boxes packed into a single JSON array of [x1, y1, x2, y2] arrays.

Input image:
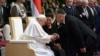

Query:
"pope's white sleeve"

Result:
[[24, 21, 53, 44], [33, 35, 53, 44]]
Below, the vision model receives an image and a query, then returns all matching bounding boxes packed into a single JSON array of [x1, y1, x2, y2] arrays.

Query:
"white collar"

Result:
[[68, 6, 71, 8], [57, 19, 65, 25], [66, 5, 72, 8], [57, 22, 60, 25]]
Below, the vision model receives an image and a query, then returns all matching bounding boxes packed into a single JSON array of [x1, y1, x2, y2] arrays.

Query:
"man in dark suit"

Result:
[[54, 9, 97, 56], [62, 0, 77, 17], [0, 0, 9, 26], [2, 5, 9, 24], [95, 0, 100, 55], [0, 0, 9, 55], [3, 0, 10, 24], [0, 0, 9, 38], [76, 0, 96, 32]]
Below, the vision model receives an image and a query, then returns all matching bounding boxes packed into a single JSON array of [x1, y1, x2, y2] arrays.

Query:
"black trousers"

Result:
[[78, 36, 96, 56], [65, 48, 77, 56], [51, 46, 66, 56]]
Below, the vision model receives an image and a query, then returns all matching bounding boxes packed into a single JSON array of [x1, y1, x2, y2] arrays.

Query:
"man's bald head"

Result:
[[82, 0, 89, 3], [82, 0, 89, 8], [66, 0, 73, 6]]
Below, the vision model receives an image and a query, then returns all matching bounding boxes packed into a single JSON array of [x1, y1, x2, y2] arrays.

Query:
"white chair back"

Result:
[[9, 17, 23, 40]]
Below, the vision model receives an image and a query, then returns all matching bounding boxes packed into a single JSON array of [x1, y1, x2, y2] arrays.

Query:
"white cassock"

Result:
[[23, 19, 55, 56]]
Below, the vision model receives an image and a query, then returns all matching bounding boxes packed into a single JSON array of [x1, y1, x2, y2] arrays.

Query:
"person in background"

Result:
[[10, 0, 27, 31], [0, 0, 8, 55], [42, 0, 48, 9], [63, 0, 77, 17], [88, 0, 97, 21], [0, 0, 8, 26], [76, 0, 82, 6], [1, 0, 9, 24], [76, 0, 96, 31], [88, 0, 96, 7], [73, 0, 76, 6], [95, 0, 100, 56], [75, 0, 83, 18], [10, 0, 27, 23], [0, 0, 11, 40], [43, 9, 58, 35], [42, 0, 49, 14]]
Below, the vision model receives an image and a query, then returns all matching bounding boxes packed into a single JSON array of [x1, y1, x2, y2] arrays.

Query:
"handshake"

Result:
[[51, 33, 59, 41]]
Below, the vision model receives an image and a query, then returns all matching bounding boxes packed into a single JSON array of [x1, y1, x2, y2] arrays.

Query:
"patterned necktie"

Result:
[[84, 8, 89, 18], [93, 7, 98, 15]]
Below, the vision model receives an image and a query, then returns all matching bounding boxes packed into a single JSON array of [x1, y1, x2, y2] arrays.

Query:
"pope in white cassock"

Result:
[[23, 14, 58, 56]]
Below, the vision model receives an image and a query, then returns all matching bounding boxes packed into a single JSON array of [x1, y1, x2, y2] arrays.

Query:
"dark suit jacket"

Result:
[[95, 6, 100, 34], [63, 5, 77, 16], [54, 15, 97, 53], [43, 24, 58, 35], [95, 6, 100, 15], [76, 6, 95, 29], [0, 6, 9, 28], [76, 6, 84, 18], [3, 6, 9, 24]]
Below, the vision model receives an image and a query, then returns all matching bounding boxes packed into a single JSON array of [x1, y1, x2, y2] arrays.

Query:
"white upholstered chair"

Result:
[[9, 17, 23, 40], [5, 17, 35, 56]]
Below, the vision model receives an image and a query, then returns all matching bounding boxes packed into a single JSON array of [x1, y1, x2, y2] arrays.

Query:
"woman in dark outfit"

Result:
[[43, 13, 66, 56]]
